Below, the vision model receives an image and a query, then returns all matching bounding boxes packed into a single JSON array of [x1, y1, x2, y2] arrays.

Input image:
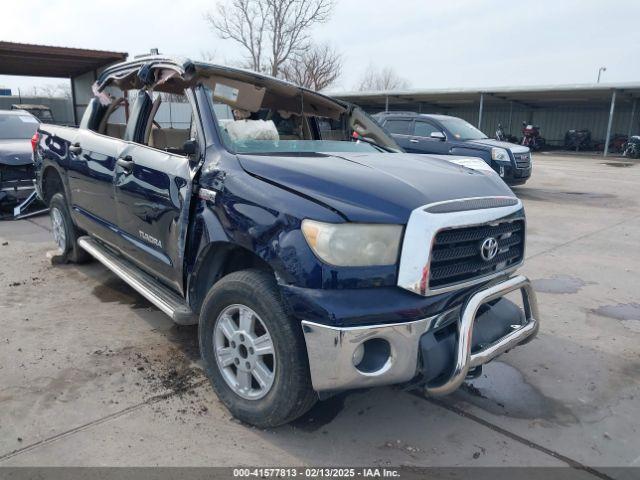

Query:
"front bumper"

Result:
[[1, 164, 36, 208], [498, 163, 531, 185], [301, 275, 539, 394], [0, 183, 35, 207]]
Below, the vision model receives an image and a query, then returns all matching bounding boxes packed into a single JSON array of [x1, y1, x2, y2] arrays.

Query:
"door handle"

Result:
[[117, 156, 134, 174], [69, 142, 82, 154], [409, 139, 419, 143]]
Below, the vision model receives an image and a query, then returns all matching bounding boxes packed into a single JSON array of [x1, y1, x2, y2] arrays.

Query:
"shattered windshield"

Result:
[[205, 86, 383, 154]]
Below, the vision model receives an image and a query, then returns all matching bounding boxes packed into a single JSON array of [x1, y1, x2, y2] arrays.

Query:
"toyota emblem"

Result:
[[480, 237, 499, 261]]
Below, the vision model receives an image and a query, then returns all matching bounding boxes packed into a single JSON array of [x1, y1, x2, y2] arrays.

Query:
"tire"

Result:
[[49, 193, 91, 263], [198, 269, 316, 427]]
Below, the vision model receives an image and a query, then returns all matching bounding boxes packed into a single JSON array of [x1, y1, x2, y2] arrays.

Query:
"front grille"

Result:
[[513, 152, 531, 169], [429, 220, 525, 289]]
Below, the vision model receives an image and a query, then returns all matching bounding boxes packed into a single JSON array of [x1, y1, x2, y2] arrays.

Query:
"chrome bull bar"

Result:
[[424, 274, 539, 396]]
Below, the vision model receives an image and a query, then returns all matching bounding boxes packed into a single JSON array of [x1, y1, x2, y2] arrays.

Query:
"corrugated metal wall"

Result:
[[365, 100, 638, 146]]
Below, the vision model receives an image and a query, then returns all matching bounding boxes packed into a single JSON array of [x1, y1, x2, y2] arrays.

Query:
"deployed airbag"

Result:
[[225, 120, 279, 142]]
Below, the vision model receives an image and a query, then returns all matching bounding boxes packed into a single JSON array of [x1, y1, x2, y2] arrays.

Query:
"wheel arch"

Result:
[[41, 165, 66, 205], [188, 241, 278, 315]]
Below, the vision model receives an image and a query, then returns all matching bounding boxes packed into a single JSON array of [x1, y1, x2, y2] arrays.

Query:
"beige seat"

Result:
[[150, 127, 190, 150], [105, 123, 126, 139]]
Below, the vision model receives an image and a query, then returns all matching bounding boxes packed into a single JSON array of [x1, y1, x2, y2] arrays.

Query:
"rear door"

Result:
[[113, 89, 201, 293], [66, 98, 127, 246], [382, 118, 414, 151]]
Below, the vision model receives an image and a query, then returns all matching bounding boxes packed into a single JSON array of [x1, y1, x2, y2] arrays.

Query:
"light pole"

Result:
[[597, 66, 607, 84]]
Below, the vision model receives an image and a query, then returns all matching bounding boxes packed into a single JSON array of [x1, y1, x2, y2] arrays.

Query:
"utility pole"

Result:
[[597, 66, 607, 84]]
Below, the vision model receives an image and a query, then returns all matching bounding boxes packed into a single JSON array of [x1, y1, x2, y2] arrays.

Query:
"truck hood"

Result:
[[465, 138, 529, 152], [0, 139, 33, 166], [237, 152, 515, 223]]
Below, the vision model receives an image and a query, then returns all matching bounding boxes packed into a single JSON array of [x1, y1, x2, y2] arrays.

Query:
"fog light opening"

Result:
[[354, 338, 391, 374]]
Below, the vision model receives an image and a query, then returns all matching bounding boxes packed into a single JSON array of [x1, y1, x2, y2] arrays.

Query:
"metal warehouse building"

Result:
[[334, 83, 640, 156]]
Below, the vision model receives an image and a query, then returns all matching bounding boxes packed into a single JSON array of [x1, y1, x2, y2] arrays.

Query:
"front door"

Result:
[[407, 120, 449, 154], [114, 90, 200, 293]]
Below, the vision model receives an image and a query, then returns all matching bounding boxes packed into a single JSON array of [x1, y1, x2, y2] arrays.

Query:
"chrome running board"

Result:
[[78, 236, 196, 325], [424, 275, 539, 396]]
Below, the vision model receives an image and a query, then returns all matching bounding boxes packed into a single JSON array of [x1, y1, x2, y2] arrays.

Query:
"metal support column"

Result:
[[385, 95, 389, 113], [627, 98, 637, 138], [508, 101, 513, 133], [478, 93, 484, 129], [70, 78, 78, 126], [604, 90, 617, 157]]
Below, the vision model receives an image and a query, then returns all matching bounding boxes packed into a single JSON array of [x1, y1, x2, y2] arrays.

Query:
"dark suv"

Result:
[[374, 112, 532, 186]]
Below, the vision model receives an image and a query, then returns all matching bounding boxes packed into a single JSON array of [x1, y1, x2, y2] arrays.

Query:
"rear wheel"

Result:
[[199, 269, 316, 427], [49, 193, 91, 263]]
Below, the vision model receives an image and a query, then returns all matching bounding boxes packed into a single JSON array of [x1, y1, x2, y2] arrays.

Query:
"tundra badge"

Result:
[[139, 230, 162, 248]]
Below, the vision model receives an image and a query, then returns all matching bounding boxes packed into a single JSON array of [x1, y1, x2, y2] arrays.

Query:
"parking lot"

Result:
[[0, 154, 638, 473]]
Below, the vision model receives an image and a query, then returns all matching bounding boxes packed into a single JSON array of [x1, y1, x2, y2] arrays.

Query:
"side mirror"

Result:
[[182, 139, 198, 156], [430, 131, 446, 140]]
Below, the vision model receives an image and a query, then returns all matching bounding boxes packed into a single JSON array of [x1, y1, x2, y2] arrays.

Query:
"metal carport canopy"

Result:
[[333, 83, 640, 156], [0, 41, 127, 124], [0, 41, 127, 78], [333, 83, 640, 108]]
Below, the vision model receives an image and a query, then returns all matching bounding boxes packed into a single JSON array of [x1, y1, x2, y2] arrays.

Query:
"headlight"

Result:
[[491, 147, 511, 162], [301, 220, 402, 267]]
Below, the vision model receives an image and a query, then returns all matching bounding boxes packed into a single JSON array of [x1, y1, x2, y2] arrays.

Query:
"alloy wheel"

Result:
[[51, 207, 66, 252], [213, 304, 276, 400]]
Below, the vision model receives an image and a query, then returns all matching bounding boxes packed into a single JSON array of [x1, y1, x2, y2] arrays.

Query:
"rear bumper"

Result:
[[301, 275, 539, 394]]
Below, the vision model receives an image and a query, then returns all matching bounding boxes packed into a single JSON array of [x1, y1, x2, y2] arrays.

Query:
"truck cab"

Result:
[[33, 56, 539, 427], [374, 112, 533, 186]]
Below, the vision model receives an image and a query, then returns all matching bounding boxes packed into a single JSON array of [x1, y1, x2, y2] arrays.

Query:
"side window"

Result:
[[384, 119, 412, 135], [144, 91, 197, 153], [103, 101, 127, 139], [92, 86, 128, 139], [413, 121, 440, 138]]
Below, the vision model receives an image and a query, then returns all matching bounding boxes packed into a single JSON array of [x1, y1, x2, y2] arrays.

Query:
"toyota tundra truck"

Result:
[[33, 56, 539, 427]]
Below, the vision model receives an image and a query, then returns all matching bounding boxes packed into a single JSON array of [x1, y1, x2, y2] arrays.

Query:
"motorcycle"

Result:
[[564, 129, 592, 151], [623, 136, 640, 159], [495, 122, 518, 143], [521, 121, 545, 151]]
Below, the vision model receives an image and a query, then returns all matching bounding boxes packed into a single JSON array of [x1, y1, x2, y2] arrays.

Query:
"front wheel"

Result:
[[198, 269, 316, 427]]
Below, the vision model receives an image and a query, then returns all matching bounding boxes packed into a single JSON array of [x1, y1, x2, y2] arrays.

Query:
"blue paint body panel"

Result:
[[34, 61, 523, 329]]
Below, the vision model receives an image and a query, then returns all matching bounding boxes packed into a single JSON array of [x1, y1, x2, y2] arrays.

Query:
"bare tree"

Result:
[[31, 83, 72, 99], [205, 0, 333, 77], [205, 0, 267, 72], [356, 65, 410, 92], [281, 44, 341, 91]]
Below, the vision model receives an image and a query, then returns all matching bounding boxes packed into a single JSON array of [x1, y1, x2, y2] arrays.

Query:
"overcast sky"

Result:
[[1, 0, 639, 94]]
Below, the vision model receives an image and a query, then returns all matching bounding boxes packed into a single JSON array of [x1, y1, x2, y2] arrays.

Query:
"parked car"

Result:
[[374, 112, 532, 186], [0, 109, 39, 210], [34, 56, 539, 427], [11, 104, 55, 123]]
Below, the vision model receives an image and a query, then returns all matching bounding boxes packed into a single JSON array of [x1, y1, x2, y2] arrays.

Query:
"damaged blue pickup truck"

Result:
[[33, 56, 539, 427]]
